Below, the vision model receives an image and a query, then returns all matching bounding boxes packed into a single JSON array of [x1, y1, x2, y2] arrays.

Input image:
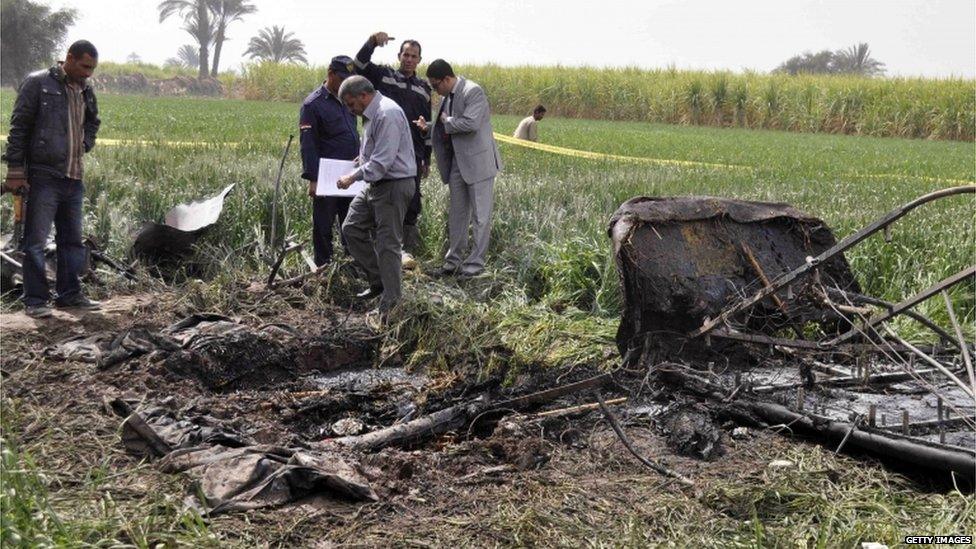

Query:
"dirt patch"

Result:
[[0, 294, 155, 335]]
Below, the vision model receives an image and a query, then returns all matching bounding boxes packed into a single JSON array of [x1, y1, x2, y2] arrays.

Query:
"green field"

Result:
[[2, 92, 973, 322], [1, 91, 975, 546], [234, 61, 976, 140]]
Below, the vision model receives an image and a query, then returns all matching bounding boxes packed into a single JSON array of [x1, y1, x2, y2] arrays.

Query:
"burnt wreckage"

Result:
[[610, 186, 975, 478], [40, 186, 971, 513]]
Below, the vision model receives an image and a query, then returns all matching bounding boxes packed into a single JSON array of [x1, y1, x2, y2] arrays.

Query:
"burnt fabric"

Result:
[[117, 405, 377, 515], [609, 196, 860, 355]]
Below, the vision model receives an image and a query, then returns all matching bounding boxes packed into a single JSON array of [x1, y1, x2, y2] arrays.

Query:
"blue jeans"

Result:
[[21, 174, 86, 307]]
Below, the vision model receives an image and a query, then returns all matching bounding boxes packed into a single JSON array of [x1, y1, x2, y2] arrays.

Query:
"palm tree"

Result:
[[833, 43, 885, 76], [165, 44, 201, 69], [243, 25, 307, 64], [209, 0, 256, 75], [158, 0, 213, 78]]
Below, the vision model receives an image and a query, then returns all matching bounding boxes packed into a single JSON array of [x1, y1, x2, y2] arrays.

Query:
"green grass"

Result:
[[1, 402, 218, 547], [1, 91, 973, 329]]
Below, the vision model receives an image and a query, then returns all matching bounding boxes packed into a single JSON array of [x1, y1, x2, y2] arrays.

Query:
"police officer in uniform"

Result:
[[299, 56, 360, 266], [353, 32, 431, 254]]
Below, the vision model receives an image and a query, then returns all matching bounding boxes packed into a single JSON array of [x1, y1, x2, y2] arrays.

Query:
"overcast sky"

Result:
[[44, 0, 975, 78]]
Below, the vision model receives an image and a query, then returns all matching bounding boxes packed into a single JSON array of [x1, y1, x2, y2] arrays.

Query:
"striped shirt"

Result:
[[61, 68, 86, 180]]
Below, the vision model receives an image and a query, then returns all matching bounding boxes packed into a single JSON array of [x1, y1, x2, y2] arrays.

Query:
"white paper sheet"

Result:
[[316, 158, 362, 197]]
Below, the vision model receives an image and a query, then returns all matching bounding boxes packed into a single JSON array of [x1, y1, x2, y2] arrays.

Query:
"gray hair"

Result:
[[338, 75, 374, 99]]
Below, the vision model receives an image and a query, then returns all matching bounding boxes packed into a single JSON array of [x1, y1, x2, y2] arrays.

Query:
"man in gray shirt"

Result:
[[337, 76, 416, 315]]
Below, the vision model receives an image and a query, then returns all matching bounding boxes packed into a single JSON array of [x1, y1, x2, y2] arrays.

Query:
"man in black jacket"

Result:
[[299, 56, 360, 267], [353, 32, 431, 254], [3, 40, 102, 318]]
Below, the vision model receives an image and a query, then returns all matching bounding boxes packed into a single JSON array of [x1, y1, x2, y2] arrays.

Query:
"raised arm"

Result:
[[354, 33, 393, 87]]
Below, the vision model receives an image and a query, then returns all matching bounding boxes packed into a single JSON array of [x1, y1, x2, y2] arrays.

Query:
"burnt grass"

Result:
[[1, 286, 972, 547]]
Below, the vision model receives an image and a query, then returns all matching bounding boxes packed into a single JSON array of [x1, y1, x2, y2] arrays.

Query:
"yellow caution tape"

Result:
[[846, 172, 975, 186], [0, 134, 238, 148], [494, 132, 975, 185], [2, 133, 971, 185], [493, 132, 751, 171]]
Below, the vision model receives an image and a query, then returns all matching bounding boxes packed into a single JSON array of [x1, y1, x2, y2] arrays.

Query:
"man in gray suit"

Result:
[[417, 59, 502, 277]]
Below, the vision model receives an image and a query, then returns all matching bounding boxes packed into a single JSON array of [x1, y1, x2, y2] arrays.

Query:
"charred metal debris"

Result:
[[609, 186, 975, 479]]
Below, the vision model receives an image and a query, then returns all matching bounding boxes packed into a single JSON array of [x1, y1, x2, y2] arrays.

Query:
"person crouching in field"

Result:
[[416, 59, 502, 278], [336, 76, 417, 318], [3, 40, 102, 319], [513, 105, 546, 142], [299, 56, 360, 267]]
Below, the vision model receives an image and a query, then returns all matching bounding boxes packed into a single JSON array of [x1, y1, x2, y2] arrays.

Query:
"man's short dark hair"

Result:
[[399, 39, 422, 57], [68, 40, 98, 59], [534, 105, 547, 114], [426, 59, 454, 80]]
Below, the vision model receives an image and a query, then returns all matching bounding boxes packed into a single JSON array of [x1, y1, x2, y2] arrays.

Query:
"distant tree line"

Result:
[[158, 1, 307, 77], [776, 43, 886, 76], [0, 0, 76, 85], [0, 0, 888, 87]]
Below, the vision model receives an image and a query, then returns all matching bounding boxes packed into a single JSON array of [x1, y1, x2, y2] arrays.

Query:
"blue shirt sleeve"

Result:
[[299, 102, 320, 181]]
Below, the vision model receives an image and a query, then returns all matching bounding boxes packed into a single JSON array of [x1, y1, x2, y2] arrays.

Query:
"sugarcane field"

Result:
[[1, 1, 975, 547]]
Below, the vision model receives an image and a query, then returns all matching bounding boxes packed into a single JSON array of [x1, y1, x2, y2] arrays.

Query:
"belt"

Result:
[[371, 176, 413, 186]]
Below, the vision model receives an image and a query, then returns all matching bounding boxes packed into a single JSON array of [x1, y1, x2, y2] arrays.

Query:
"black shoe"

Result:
[[459, 269, 484, 279], [356, 286, 383, 300], [54, 295, 101, 310], [25, 305, 53, 318], [428, 265, 458, 278]]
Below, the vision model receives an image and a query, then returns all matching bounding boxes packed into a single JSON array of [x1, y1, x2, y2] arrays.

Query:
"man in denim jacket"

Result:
[[3, 40, 102, 318]]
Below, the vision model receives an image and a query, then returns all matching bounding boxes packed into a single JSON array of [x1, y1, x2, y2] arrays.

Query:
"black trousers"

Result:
[[403, 173, 422, 226], [312, 196, 352, 266]]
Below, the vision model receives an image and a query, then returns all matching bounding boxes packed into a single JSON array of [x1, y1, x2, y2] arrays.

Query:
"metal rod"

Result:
[[826, 287, 959, 349], [751, 367, 957, 393], [710, 328, 943, 354], [0, 250, 23, 269], [740, 242, 804, 338], [690, 185, 975, 338], [827, 266, 976, 346], [883, 327, 976, 401], [902, 410, 910, 435], [266, 240, 304, 288], [269, 134, 294, 252], [938, 398, 945, 444], [941, 290, 975, 397]]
